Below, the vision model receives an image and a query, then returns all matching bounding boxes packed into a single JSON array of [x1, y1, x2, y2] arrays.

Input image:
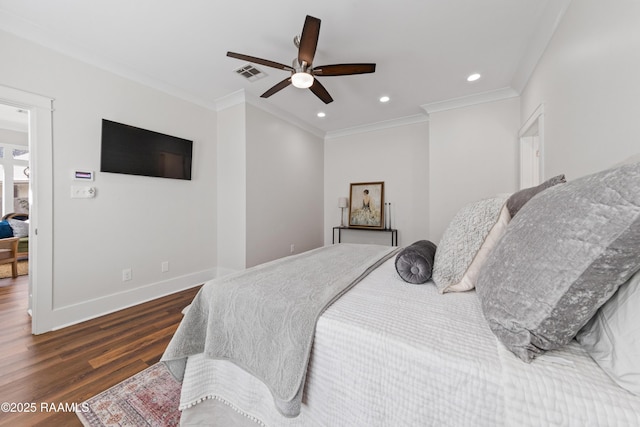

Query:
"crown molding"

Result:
[[421, 87, 519, 114], [214, 89, 325, 139], [213, 89, 246, 111], [325, 113, 429, 140], [0, 14, 217, 111], [510, 0, 571, 93], [214, 90, 431, 141]]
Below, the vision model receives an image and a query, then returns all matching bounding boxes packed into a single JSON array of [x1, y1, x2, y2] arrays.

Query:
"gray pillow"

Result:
[[476, 162, 640, 362], [505, 174, 566, 217], [576, 270, 640, 395], [432, 196, 508, 293], [395, 240, 437, 284], [8, 219, 28, 238]]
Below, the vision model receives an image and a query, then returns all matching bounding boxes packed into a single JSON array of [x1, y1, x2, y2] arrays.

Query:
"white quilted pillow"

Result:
[[432, 195, 508, 293]]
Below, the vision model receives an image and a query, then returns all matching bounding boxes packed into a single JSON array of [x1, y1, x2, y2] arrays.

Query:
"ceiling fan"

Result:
[[227, 15, 376, 104]]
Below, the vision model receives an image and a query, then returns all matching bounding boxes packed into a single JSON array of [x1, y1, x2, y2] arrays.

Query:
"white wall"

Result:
[[0, 128, 28, 146], [216, 100, 324, 270], [521, 0, 640, 180], [0, 29, 217, 330], [217, 103, 247, 272], [428, 97, 520, 242], [246, 104, 324, 267], [324, 120, 429, 247], [8, 0, 634, 331]]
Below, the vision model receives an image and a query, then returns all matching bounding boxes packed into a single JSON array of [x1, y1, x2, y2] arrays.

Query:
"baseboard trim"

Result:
[[45, 268, 216, 332]]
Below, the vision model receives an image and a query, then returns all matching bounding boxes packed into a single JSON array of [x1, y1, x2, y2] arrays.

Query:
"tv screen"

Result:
[[100, 119, 193, 180]]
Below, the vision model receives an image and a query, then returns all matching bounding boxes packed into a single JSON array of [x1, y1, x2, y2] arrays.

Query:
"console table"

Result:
[[332, 226, 398, 246]]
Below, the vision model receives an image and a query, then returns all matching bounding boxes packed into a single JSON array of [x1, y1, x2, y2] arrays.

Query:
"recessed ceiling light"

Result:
[[467, 73, 481, 82], [379, 96, 390, 103], [317, 112, 326, 118]]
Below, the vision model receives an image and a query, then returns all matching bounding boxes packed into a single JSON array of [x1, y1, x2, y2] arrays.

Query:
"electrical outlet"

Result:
[[161, 261, 169, 273], [122, 268, 132, 281], [290, 244, 295, 253]]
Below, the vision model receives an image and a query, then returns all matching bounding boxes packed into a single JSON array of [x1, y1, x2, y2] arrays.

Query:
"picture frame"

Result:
[[348, 181, 384, 229]]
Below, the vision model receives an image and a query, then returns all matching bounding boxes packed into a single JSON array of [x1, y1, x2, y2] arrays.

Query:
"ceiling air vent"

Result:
[[233, 64, 267, 82]]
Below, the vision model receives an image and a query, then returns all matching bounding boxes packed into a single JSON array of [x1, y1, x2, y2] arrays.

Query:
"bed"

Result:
[[163, 161, 640, 426]]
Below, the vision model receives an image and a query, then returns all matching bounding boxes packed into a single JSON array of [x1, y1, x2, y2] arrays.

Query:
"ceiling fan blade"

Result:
[[313, 63, 377, 76], [309, 79, 333, 104], [261, 77, 292, 98], [227, 51, 295, 72], [298, 15, 321, 66]]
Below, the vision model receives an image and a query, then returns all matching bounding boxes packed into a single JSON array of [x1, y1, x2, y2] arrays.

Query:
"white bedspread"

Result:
[[180, 257, 504, 426], [180, 257, 640, 426], [499, 340, 640, 426]]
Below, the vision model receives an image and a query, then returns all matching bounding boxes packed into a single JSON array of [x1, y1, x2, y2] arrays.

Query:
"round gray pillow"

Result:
[[395, 240, 437, 284]]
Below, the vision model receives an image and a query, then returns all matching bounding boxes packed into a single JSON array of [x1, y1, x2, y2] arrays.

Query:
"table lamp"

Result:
[[338, 197, 348, 227]]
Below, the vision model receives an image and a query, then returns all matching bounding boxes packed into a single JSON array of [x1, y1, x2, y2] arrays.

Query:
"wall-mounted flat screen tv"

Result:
[[100, 119, 193, 180]]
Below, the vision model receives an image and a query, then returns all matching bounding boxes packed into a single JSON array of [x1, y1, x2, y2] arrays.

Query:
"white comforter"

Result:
[[179, 257, 640, 426], [499, 340, 640, 426]]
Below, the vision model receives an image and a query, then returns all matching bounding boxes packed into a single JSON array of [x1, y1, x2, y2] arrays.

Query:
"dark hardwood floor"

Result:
[[0, 274, 200, 426]]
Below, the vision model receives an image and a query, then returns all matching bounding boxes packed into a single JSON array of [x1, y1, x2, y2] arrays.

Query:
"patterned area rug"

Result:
[[0, 260, 28, 279], [77, 363, 181, 427]]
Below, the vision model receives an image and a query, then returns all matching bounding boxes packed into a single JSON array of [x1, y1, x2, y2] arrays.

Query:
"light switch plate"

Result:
[[71, 186, 96, 198]]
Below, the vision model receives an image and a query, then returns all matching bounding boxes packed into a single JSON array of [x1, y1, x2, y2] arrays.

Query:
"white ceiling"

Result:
[[0, 0, 570, 135], [0, 103, 28, 132]]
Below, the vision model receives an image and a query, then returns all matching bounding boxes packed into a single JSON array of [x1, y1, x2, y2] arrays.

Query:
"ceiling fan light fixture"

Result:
[[291, 71, 314, 88]]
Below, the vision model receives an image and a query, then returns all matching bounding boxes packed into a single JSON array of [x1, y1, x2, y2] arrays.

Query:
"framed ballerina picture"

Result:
[[348, 181, 384, 229]]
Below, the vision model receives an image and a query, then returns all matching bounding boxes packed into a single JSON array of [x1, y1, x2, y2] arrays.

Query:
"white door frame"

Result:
[[519, 103, 545, 189], [0, 85, 54, 334]]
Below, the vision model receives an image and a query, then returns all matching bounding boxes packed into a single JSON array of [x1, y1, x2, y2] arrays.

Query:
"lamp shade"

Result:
[[338, 197, 349, 208]]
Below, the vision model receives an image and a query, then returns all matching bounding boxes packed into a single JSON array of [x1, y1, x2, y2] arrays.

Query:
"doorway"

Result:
[[0, 103, 30, 287], [519, 104, 544, 189], [0, 85, 53, 334]]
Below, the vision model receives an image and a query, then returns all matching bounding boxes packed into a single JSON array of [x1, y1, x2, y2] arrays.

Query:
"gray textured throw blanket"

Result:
[[162, 243, 399, 417]]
